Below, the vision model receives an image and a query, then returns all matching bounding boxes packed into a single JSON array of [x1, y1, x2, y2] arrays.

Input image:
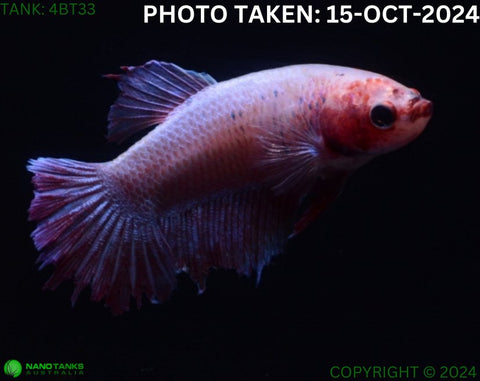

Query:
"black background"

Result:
[[2, 0, 479, 379]]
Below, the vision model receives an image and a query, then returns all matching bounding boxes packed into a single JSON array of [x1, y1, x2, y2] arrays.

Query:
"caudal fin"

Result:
[[27, 158, 176, 314]]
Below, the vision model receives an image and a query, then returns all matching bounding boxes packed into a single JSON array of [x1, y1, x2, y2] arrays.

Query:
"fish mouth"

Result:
[[410, 98, 433, 122]]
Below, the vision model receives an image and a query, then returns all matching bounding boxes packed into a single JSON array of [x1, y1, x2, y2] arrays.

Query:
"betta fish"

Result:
[[28, 61, 432, 314]]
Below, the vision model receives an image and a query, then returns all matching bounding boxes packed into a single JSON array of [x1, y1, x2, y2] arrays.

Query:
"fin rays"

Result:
[[255, 115, 323, 194], [28, 157, 176, 314], [106, 60, 217, 143], [160, 187, 297, 289], [28, 159, 301, 314]]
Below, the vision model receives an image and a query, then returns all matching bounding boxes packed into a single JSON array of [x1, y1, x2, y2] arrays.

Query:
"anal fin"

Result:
[[160, 187, 299, 289]]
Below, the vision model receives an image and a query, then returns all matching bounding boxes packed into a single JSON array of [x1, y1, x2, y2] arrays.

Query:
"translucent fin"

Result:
[[255, 112, 348, 235], [28, 158, 299, 313], [160, 187, 299, 291], [105, 60, 217, 143], [255, 113, 324, 195], [27, 157, 176, 314]]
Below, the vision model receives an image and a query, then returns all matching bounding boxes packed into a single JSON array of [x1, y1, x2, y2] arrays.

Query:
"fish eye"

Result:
[[370, 104, 396, 129]]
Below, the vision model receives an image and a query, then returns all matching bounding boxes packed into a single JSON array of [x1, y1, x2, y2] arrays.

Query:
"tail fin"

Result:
[[27, 158, 176, 314]]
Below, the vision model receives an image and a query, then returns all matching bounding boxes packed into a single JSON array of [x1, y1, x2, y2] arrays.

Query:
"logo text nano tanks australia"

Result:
[[24, 362, 85, 376]]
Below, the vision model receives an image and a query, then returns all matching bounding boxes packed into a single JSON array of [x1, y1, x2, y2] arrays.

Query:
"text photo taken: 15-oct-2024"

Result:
[[1, 1, 479, 380]]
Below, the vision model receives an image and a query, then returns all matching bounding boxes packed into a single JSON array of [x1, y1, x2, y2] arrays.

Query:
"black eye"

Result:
[[370, 104, 396, 129]]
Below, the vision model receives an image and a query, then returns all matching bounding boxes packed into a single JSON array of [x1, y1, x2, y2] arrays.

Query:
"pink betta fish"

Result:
[[28, 61, 432, 314]]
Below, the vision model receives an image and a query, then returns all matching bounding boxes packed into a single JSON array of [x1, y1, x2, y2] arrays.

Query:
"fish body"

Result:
[[28, 61, 432, 313]]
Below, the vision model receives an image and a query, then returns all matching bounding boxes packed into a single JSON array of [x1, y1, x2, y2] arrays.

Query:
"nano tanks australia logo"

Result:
[[3, 359, 85, 377]]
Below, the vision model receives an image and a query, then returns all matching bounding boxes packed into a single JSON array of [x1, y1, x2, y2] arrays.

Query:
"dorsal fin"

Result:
[[104, 60, 217, 143]]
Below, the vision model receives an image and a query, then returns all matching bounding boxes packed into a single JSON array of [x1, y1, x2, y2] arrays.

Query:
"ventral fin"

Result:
[[105, 60, 217, 143], [293, 174, 349, 236]]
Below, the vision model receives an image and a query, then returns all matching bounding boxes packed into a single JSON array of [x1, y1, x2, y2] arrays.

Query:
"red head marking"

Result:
[[320, 74, 432, 157]]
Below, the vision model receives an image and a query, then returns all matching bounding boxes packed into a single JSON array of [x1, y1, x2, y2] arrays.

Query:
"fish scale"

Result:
[[27, 60, 432, 314]]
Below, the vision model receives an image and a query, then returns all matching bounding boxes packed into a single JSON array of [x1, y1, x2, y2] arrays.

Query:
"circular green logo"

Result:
[[4, 359, 22, 378]]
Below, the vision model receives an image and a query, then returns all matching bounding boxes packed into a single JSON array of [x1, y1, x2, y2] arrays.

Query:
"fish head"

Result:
[[321, 72, 432, 157]]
